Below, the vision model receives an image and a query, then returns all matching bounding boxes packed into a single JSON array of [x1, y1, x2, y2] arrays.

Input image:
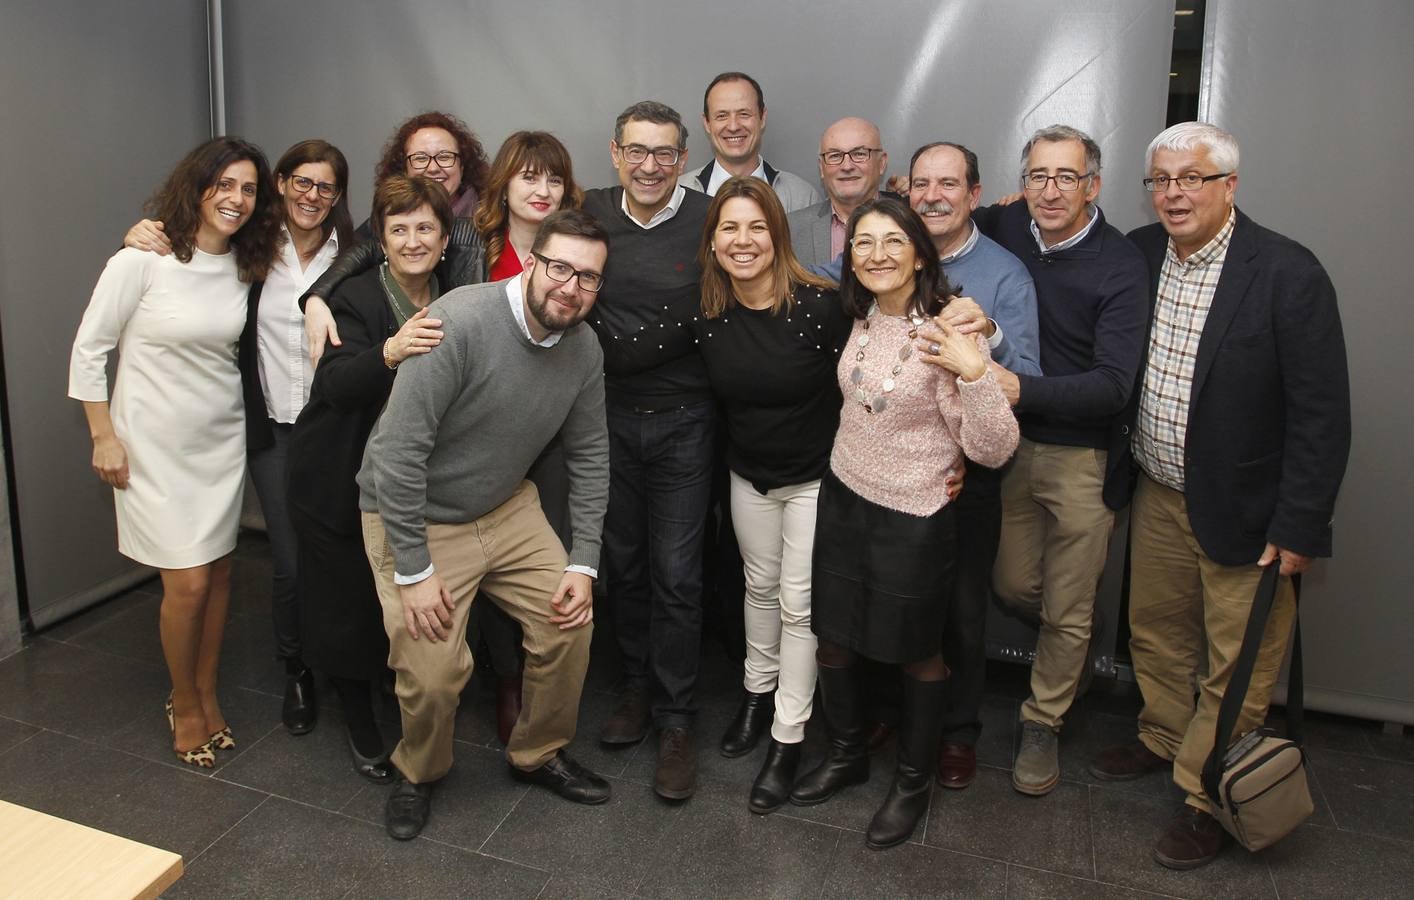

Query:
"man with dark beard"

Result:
[[357, 209, 612, 841]]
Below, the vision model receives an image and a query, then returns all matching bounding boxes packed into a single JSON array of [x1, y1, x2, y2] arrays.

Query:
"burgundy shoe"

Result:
[[1090, 740, 1169, 781], [865, 721, 896, 753], [495, 675, 523, 746], [936, 740, 977, 789], [1154, 805, 1226, 870]]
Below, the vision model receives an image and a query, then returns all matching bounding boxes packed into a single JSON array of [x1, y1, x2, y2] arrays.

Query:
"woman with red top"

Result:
[[788, 196, 1019, 849], [474, 131, 585, 280]]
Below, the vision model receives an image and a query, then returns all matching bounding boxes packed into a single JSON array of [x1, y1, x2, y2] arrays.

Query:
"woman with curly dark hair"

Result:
[[69, 136, 281, 768]]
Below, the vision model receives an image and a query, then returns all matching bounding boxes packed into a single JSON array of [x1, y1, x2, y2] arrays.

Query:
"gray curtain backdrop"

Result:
[[0, 1, 212, 628], [1201, 0, 1414, 725]]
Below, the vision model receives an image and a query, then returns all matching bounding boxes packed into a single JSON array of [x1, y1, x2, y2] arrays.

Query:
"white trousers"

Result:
[[730, 471, 820, 744]]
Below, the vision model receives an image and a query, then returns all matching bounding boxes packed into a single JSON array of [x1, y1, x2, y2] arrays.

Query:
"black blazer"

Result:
[[286, 269, 399, 536], [1107, 210, 1350, 565]]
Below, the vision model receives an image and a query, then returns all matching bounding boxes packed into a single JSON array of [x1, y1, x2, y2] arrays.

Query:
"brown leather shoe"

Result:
[[1153, 804, 1226, 869], [495, 675, 523, 746], [936, 740, 977, 789], [599, 689, 650, 746], [1090, 740, 1169, 781], [655, 727, 697, 800]]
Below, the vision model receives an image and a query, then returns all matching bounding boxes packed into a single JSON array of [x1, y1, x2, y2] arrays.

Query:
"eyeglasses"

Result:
[[1142, 172, 1231, 192], [1022, 171, 1094, 192], [533, 252, 605, 292], [286, 175, 339, 200], [820, 147, 882, 167], [849, 234, 911, 257], [406, 151, 461, 170], [617, 144, 682, 167]]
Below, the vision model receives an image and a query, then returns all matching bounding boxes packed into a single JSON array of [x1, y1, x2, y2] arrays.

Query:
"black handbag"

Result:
[[1201, 565, 1312, 851]]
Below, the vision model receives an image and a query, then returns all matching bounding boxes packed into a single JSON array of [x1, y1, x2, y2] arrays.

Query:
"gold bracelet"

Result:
[[383, 339, 398, 370]]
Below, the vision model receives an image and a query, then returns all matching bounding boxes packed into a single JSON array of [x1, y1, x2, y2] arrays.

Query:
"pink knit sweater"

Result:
[[830, 313, 1020, 516]]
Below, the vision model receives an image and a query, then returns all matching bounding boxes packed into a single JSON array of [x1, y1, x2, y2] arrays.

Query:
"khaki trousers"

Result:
[[993, 438, 1115, 729], [362, 481, 591, 782], [1129, 474, 1295, 809]]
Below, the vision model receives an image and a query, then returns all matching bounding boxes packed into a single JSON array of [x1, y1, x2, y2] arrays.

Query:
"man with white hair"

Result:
[[788, 117, 888, 271], [1089, 122, 1350, 869]]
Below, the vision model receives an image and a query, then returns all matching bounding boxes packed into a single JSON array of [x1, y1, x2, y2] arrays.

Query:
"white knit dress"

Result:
[[68, 247, 247, 568]]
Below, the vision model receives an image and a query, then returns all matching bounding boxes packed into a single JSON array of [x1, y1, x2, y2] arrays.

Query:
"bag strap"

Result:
[[1202, 565, 1303, 805]]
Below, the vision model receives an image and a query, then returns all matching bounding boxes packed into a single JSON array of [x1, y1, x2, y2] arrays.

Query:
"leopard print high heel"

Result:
[[209, 727, 236, 751], [166, 693, 217, 769]]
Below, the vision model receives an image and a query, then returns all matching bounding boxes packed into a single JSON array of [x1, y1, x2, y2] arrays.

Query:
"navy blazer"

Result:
[[1108, 210, 1350, 565]]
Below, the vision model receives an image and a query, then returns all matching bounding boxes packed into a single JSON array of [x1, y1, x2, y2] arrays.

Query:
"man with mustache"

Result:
[[906, 141, 1041, 791], [358, 210, 613, 841], [682, 71, 819, 213]]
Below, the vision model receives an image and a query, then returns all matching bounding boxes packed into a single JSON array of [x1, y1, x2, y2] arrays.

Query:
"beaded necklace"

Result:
[[848, 302, 924, 414]]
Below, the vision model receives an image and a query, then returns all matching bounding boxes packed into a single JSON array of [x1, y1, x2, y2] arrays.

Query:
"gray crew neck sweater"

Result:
[[356, 278, 608, 576]]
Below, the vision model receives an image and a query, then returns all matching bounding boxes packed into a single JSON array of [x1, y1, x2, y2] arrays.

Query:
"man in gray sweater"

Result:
[[357, 210, 612, 841]]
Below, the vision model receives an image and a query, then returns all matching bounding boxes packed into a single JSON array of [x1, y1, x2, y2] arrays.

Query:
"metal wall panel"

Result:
[[1200, 0, 1414, 724], [0, 1, 211, 626]]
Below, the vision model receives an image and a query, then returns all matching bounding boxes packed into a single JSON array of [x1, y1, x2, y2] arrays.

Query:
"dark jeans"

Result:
[[940, 464, 1004, 744], [603, 400, 716, 729], [248, 422, 301, 661]]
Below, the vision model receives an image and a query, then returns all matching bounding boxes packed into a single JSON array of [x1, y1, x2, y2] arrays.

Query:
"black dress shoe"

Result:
[[385, 777, 433, 841], [283, 666, 317, 735], [347, 731, 394, 784], [748, 739, 801, 815], [720, 689, 775, 758], [512, 751, 611, 805]]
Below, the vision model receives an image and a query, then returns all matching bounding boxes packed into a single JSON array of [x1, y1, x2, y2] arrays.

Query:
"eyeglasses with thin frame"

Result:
[[820, 147, 882, 167], [849, 234, 911, 257], [286, 174, 340, 200], [533, 252, 605, 293], [1142, 172, 1231, 192], [406, 150, 461, 170], [1022, 171, 1094, 192], [616, 144, 682, 167]]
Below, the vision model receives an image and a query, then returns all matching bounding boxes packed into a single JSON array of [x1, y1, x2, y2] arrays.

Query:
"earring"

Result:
[[914, 263, 922, 270], [710, 244, 716, 252], [441, 251, 447, 261]]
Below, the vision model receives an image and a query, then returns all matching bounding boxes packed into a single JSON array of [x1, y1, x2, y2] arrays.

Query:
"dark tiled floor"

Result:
[[1, 535, 1411, 899]]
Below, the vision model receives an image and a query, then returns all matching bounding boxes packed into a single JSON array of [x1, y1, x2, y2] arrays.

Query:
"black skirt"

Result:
[[291, 505, 389, 681], [811, 470, 957, 664]]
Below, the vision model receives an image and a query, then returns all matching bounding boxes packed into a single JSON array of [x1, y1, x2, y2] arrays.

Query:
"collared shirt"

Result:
[[1029, 203, 1101, 254], [621, 183, 687, 230], [705, 157, 768, 195], [830, 205, 849, 260], [1133, 209, 1238, 491], [257, 225, 339, 422]]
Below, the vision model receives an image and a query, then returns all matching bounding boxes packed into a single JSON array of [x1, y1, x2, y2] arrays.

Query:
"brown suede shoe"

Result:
[[936, 740, 977, 789], [599, 689, 650, 746], [1089, 740, 1170, 781], [1154, 805, 1226, 870], [655, 727, 697, 800]]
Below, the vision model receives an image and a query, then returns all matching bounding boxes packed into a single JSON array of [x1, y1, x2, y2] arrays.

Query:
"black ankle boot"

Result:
[[720, 688, 775, 758], [282, 660, 317, 735], [789, 664, 868, 806], [749, 739, 802, 814], [866, 677, 948, 850]]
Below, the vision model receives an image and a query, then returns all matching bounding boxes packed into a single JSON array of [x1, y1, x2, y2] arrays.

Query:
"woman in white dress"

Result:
[[68, 137, 282, 767]]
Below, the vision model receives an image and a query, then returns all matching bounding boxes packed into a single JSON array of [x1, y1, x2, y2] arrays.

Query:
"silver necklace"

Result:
[[849, 303, 923, 413]]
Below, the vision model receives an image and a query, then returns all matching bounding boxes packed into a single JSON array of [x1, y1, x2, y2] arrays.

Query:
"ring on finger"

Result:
[[928, 342, 941, 355]]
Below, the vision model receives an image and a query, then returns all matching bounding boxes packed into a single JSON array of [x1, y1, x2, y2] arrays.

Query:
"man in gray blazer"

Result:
[[788, 117, 888, 274]]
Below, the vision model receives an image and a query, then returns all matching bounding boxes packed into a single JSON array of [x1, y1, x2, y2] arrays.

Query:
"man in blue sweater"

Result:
[[906, 141, 1041, 791], [581, 101, 714, 800], [976, 125, 1149, 797]]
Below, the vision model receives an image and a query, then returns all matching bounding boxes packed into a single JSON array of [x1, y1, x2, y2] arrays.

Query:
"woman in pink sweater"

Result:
[[788, 197, 1018, 849]]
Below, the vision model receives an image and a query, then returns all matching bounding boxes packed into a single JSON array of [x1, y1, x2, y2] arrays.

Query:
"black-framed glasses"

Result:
[[406, 150, 461, 170], [617, 143, 682, 167], [533, 252, 605, 292], [1142, 172, 1231, 192], [820, 147, 881, 167], [286, 174, 340, 200], [849, 234, 911, 257], [1022, 171, 1094, 192]]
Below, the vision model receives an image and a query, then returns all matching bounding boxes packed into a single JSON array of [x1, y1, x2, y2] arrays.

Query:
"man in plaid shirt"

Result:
[[1090, 122, 1350, 870]]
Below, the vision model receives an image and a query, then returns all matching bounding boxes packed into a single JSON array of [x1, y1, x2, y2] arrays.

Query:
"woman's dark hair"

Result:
[[144, 136, 281, 282], [373, 111, 489, 205], [370, 174, 454, 240], [697, 176, 832, 319], [474, 131, 584, 271], [839, 195, 954, 320], [274, 139, 354, 249]]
